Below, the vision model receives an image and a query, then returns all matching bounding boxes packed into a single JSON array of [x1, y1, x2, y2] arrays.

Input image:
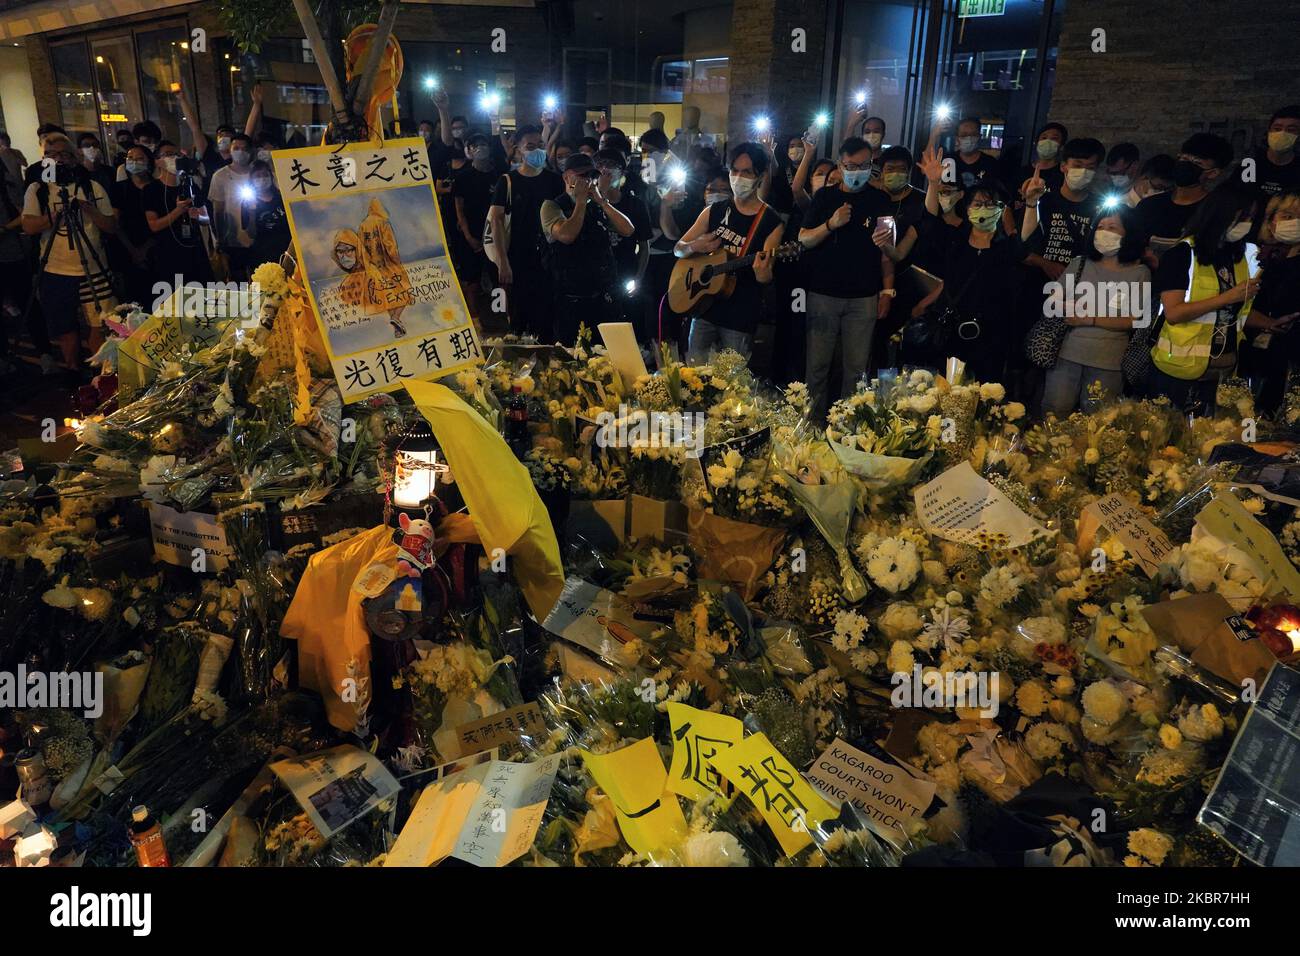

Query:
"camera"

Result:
[[174, 156, 200, 175]]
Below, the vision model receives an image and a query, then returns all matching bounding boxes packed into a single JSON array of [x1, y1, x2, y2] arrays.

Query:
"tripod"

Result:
[[23, 180, 114, 378]]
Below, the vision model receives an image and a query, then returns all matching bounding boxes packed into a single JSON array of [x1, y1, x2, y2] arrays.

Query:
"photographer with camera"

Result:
[[145, 141, 213, 291], [21, 133, 116, 380]]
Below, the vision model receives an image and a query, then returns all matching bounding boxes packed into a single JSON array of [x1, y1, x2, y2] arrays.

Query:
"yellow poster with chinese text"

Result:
[[710, 732, 837, 857], [581, 738, 687, 856], [273, 139, 482, 401], [666, 703, 743, 801]]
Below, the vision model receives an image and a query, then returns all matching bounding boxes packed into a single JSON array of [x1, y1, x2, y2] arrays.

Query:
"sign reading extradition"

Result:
[[273, 139, 482, 401]]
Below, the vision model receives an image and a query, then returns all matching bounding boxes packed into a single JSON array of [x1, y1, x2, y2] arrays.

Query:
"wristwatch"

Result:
[[880, 288, 897, 298]]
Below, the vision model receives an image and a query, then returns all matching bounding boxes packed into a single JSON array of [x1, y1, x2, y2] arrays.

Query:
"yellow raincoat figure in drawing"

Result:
[[332, 229, 366, 308], [358, 197, 415, 337]]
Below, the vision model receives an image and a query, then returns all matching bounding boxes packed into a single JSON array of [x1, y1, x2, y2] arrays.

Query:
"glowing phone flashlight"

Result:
[[423, 75, 438, 91], [543, 94, 558, 111], [753, 115, 771, 134], [814, 112, 829, 129], [935, 104, 952, 121]]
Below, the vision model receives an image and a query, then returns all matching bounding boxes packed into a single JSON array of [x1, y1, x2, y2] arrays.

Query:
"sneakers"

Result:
[[40, 353, 57, 376]]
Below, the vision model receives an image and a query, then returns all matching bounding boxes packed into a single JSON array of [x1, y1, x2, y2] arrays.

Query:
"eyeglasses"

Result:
[[1177, 154, 1216, 172], [841, 162, 870, 171]]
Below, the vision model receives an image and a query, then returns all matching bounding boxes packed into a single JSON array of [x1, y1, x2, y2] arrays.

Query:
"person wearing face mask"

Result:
[[540, 153, 635, 344], [1024, 138, 1107, 282], [112, 130, 134, 169], [77, 134, 114, 194], [110, 145, 159, 307], [486, 126, 565, 338], [798, 136, 894, 419], [642, 129, 703, 350], [1037, 207, 1152, 415], [452, 133, 507, 322], [244, 161, 289, 270], [1018, 122, 1068, 196], [914, 180, 1030, 382], [1146, 186, 1261, 413], [1241, 189, 1300, 413], [1249, 106, 1300, 201], [949, 117, 1001, 191], [1122, 154, 1175, 209], [114, 121, 162, 184], [1105, 142, 1140, 196], [1134, 133, 1233, 262], [592, 148, 651, 323], [207, 133, 257, 281], [144, 142, 213, 290], [675, 142, 784, 364]]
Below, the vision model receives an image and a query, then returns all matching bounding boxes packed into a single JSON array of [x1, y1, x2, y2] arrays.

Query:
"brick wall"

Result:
[[1050, 0, 1300, 162], [726, 0, 829, 146]]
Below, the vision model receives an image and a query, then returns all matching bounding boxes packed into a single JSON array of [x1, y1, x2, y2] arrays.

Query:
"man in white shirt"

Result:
[[207, 132, 256, 279], [21, 133, 117, 377]]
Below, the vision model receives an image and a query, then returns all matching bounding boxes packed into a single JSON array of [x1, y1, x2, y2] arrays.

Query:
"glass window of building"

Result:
[[400, 41, 517, 139], [91, 35, 144, 149], [135, 25, 195, 148], [51, 40, 98, 135]]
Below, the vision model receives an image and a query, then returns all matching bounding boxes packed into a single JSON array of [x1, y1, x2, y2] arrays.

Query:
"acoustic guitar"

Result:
[[667, 240, 803, 316]]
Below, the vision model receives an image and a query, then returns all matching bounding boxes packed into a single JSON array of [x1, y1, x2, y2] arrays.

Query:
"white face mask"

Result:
[[1110, 174, 1132, 190], [957, 135, 979, 154], [1065, 167, 1096, 190], [864, 132, 883, 150], [1225, 221, 1251, 243], [730, 173, 757, 199], [938, 193, 960, 213], [231, 149, 250, 166], [1036, 138, 1059, 160], [705, 191, 729, 205], [160, 156, 178, 175], [217, 137, 232, 153], [1093, 229, 1122, 256], [788, 146, 804, 163], [1274, 218, 1300, 244]]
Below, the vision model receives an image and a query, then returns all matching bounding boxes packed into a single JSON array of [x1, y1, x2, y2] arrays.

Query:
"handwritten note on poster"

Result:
[[666, 703, 743, 801], [914, 462, 1051, 548], [1082, 493, 1175, 577], [1196, 493, 1300, 600]]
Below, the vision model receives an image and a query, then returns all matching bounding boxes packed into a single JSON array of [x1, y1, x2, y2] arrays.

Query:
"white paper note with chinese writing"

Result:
[[1082, 493, 1174, 577], [385, 755, 560, 868], [914, 461, 1051, 548]]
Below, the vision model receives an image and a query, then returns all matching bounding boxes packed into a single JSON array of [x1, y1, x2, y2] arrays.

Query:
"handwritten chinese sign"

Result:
[[914, 462, 1051, 548], [1081, 493, 1174, 577], [666, 703, 743, 801], [451, 701, 547, 758], [273, 139, 481, 401]]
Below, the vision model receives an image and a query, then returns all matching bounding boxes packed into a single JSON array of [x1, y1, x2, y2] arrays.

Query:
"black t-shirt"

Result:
[[1135, 192, 1203, 248], [452, 163, 503, 244], [955, 151, 1002, 191], [1154, 242, 1241, 359], [1034, 190, 1100, 265], [933, 221, 1031, 323], [1250, 146, 1300, 200], [1251, 251, 1300, 320], [873, 186, 927, 260], [608, 189, 651, 278], [695, 199, 783, 333], [801, 184, 887, 298], [1018, 163, 1064, 196], [111, 178, 154, 249], [250, 193, 289, 266], [492, 167, 564, 272], [143, 179, 210, 279]]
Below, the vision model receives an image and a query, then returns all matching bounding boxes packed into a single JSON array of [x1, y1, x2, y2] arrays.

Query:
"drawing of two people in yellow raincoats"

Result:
[[330, 198, 415, 338]]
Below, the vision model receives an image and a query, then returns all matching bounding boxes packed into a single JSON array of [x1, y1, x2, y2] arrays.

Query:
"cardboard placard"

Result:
[[451, 701, 547, 758], [805, 738, 936, 842], [597, 322, 649, 390], [1140, 592, 1276, 690], [1080, 493, 1175, 577], [628, 493, 689, 547], [147, 502, 233, 572]]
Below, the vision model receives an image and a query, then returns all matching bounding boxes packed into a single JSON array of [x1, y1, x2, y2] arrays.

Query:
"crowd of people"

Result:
[[0, 82, 289, 386], [2, 85, 1298, 426]]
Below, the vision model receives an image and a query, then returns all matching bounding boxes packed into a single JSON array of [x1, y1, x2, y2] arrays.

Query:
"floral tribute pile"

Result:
[[3, 296, 1299, 868]]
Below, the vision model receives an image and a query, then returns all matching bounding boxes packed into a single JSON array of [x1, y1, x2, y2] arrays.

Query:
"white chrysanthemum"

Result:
[[866, 537, 921, 594], [832, 609, 870, 652], [978, 565, 1022, 607], [1081, 680, 1128, 726], [1019, 615, 1066, 646], [678, 830, 749, 867], [1127, 828, 1174, 866], [877, 602, 924, 640], [979, 383, 1006, 402], [1015, 681, 1052, 718], [1024, 722, 1073, 761], [886, 639, 915, 675]]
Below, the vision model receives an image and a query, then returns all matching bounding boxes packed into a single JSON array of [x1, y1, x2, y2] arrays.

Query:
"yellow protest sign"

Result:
[[581, 738, 687, 856], [666, 703, 743, 801], [710, 732, 837, 857], [116, 286, 244, 394], [273, 139, 483, 402]]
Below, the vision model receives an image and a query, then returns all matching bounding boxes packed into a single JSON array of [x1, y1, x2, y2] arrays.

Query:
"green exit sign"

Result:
[[959, 0, 1006, 16]]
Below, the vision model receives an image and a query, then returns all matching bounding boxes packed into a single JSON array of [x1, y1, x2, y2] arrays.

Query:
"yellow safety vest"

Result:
[[1151, 238, 1253, 381]]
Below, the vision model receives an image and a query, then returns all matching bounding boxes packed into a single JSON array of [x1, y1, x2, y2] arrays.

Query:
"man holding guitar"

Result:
[[673, 143, 785, 364]]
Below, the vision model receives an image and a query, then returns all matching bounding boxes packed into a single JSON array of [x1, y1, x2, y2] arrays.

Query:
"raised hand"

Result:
[[1023, 165, 1047, 205], [919, 144, 945, 184]]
